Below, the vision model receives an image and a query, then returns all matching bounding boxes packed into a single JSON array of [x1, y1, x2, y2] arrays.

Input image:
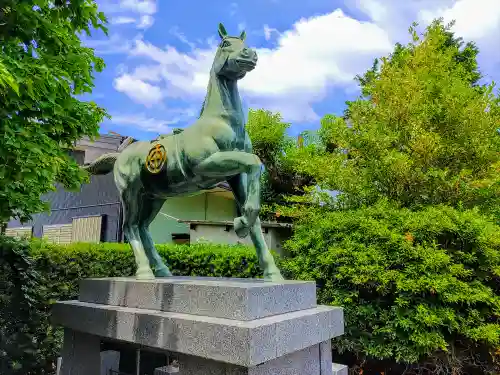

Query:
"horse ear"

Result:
[[218, 23, 228, 39], [239, 30, 246, 41]]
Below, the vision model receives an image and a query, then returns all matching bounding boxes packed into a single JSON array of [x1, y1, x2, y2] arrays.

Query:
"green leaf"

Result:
[[0, 0, 109, 223]]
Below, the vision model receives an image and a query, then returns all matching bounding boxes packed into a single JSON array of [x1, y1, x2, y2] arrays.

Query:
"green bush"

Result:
[[281, 201, 500, 374], [30, 241, 261, 299], [0, 236, 56, 375], [1, 238, 261, 375]]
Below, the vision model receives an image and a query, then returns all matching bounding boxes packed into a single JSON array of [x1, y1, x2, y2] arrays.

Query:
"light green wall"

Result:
[[149, 192, 237, 244], [205, 192, 237, 221]]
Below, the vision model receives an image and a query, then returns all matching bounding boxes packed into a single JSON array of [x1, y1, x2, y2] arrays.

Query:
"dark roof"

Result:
[[177, 219, 292, 228]]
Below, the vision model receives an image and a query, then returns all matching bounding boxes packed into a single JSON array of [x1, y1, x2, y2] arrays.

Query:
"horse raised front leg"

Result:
[[193, 151, 262, 231], [227, 174, 283, 281]]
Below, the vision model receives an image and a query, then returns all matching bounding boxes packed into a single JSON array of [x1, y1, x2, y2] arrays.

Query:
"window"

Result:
[[172, 233, 190, 245]]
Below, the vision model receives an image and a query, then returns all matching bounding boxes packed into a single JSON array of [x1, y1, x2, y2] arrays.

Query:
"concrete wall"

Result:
[[76, 134, 124, 164], [187, 223, 292, 255], [149, 193, 237, 244]]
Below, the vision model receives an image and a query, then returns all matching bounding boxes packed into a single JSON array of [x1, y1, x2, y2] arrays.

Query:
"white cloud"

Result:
[[111, 114, 172, 132], [350, 0, 500, 81], [120, 0, 156, 15], [418, 0, 500, 40], [112, 1, 500, 123], [99, 0, 157, 30], [111, 16, 136, 25], [116, 9, 392, 122], [169, 27, 196, 49], [229, 2, 238, 16], [110, 108, 198, 133], [137, 15, 154, 29], [82, 34, 133, 55], [113, 74, 163, 106], [263, 25, 278, 41], [348, 0, 500, 43], [243, 10, 392, 96]]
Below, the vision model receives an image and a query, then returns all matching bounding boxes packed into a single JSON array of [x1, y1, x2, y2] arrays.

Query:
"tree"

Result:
[[355, 20, 483, 101], [292, 19, 500, 212], [245, 109, 315, 219], [0, 1, 108, 224], [281, 20, 500, 374]]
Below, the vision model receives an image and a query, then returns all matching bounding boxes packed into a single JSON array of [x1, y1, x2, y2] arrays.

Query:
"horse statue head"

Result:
[[212, 23, 257, 81]]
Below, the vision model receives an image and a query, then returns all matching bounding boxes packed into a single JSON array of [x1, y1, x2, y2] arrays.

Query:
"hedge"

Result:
[[281, 201, 500, 375], [30, 241, 264, 303], [0, 239, 265, 375], [6, 204, 498, 375]]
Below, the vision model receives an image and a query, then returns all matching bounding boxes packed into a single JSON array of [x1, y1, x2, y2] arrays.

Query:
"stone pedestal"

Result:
[[52, 277, 346, 375]]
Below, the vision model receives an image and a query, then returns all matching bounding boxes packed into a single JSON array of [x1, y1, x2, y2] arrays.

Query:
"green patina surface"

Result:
[[83, 23, 283, 281]]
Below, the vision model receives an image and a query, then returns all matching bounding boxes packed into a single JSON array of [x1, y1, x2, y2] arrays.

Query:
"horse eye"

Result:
[[221, 40, 231, 48]]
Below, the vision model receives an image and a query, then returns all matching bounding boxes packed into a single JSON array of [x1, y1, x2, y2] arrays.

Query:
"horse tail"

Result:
[[82, 153, 119, 175]]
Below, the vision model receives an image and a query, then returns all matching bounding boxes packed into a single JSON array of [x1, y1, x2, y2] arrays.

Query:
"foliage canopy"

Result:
[[246, 109, 315, 219], [291, 20, 500, 213], [282, 201, 500, 374], [0, 238, 262, 374], [279, 20, 500, 374], [0, 0, 108, 223]]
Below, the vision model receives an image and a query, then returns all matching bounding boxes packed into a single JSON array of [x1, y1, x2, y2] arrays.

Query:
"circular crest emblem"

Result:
[[146, 143, 167, 174]]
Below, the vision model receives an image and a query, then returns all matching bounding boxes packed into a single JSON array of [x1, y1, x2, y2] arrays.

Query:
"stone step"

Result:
[[78, 277, 317, 321]]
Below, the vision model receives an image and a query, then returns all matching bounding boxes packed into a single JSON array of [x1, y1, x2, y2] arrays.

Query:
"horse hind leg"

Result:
[[115, 171, 155, 279], [138, 196, 172, 277]]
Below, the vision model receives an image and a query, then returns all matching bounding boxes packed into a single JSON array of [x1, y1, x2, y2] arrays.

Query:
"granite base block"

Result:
[[54, 277, 347, 374], [319, 341, 333, 375], [59, 329, 100, 375], [79, 277, 317, 320], [58, 336, 120, 375], [332, 363, 348, 375], [161, 342, 325, 375], [101, 350, 120, 375], [52, 300, 343, 366]]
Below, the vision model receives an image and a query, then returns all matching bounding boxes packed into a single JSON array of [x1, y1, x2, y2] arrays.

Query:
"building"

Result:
[[179, 219, 292, 255], [6, 134, 127, 244], [6, 134, 291, 252]]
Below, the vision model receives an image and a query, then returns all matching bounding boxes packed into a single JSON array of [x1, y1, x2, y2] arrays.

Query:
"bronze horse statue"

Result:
[[84, 23, 283, 281]]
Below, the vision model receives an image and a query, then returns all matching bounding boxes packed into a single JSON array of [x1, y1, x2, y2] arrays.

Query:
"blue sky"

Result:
[[83, 0, 500, 141]]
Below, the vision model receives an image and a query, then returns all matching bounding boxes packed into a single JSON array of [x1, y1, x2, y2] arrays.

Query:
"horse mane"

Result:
[[199, 96, 206, 118]]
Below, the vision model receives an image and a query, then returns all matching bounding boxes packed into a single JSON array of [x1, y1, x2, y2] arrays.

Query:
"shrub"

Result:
[[281, 201, 500, 374], [0, 236, 56, 375], [30, 241, 261, 298], [1, 238, 261, 375]]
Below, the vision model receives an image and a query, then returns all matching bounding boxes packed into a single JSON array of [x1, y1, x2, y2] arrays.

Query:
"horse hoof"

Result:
[[264, 270, 285, 281], [136, 267, 155, 280], [234, 216, 250, 238], [155, 267, 173, 277]]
